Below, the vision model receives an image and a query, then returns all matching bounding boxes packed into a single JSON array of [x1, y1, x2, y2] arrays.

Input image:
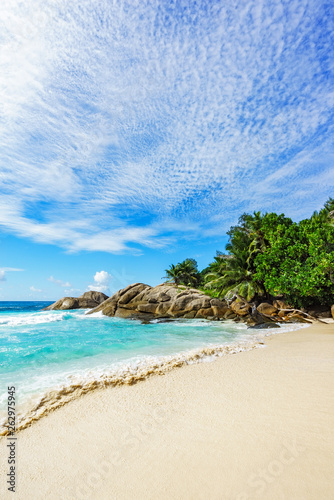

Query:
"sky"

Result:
[[0, 0, 333, 300]]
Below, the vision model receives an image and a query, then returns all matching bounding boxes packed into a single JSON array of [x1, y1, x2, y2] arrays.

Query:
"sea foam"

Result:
[[0, 312, 73, 327]]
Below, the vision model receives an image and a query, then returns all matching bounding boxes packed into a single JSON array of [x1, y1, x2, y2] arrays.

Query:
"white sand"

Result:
[[1, 323, 334, 499]]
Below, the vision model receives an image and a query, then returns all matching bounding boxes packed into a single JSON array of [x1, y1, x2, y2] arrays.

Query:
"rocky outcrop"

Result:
[[44, 281, 326, 327], [44, 291, 109, 311], [252, 303, 318, 325], [88, 283, 229, 320], [246, 304, 280, 327], [87, 283, 310, 327], [229, 298, 322, 326], [78, 291, 109, 308], [230, 300, 250, 317], [257, 302, 278, 316]]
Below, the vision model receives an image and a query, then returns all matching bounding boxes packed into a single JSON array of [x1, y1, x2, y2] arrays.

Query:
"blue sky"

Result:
[[0, 0, 333, 300]]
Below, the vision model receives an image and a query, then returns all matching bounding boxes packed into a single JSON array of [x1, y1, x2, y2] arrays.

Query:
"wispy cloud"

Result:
[[30, 285, 42, 293], [48, 276, 71, 287], [0, 0, 333, 251], [0, 267, 23, 272], [0, 267, 24, 281]]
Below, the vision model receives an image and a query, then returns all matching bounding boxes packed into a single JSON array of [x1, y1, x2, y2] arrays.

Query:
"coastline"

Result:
[[1, 323, 334, 499], [0, 321, 306, 436]]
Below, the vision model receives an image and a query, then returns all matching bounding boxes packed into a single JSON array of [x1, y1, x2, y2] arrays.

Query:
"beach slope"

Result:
[[1, 323, 334, 499]]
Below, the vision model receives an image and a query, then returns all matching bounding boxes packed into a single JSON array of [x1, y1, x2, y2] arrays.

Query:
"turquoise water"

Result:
[[0, 301, 303, 414]]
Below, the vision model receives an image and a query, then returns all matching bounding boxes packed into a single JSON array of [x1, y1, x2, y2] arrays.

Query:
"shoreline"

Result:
[[1, 322, 333, 499], [0, 322, 307, 436]]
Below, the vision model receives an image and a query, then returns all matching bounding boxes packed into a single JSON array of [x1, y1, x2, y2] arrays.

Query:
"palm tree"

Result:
[[244, 211, 267, 262], [204, 213, 266, 301], [204, 252, 263, 301], [164, 259, 200, 287], [164, 263, 182, 285]]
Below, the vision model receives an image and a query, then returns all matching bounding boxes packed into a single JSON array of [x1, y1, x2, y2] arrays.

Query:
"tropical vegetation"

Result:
[[164, 198, 334, 308], [164, 258, 201, 287]]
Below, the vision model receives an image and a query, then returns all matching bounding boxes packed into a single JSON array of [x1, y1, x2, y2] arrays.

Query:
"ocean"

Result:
[[0, 301, 306, 433]]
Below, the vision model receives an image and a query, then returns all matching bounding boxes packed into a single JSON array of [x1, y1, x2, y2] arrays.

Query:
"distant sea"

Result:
[[0, 301, 306, 431]]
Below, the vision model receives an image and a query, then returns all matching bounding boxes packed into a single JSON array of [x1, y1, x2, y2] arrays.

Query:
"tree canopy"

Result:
[[164, 258, 201, 287], [164, 198, 334, 308]]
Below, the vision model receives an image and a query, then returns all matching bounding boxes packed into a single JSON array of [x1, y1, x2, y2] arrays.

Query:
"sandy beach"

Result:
[[1, 322, 334, 499]]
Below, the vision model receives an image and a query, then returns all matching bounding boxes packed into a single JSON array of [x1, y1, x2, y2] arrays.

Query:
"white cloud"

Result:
[[0, 0, 332, 251], [87, 271, 112, 294], [0, 267, 23, 271], [0, 267, 24, 281], [30, 285, 42, 292], [48, 276, 71, 287]]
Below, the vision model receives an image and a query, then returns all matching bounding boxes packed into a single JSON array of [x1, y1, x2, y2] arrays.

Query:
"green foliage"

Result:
[[204, 213, 267, 301], [164, 258, 201, 287], [164, 199, 334, 308], [254, 199, 334, 307]]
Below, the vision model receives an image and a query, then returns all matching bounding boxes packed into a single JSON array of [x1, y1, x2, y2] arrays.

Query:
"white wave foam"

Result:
[[0, 312, 72, 327], [85, 310, 104, 317]]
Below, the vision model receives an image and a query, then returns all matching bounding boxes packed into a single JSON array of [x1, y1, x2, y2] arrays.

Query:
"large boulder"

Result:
[[247, 304, 279, 327], [88, 283, 228, 320], [44, 291, 109, 311], [44, 297, 79, 310], [231, 300, 251, 317], [273, 299, 290, 310], [248, 322, 280, 329], [257, 302, 278, 316], [210, 299, 229, 318]]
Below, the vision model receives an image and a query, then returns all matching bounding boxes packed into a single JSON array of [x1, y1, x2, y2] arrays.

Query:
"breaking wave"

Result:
[[0, 312, 75, 327]]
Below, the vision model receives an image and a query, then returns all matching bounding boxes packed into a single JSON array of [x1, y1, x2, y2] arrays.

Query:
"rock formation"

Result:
[[44, 282, 325, 327], [44, 291, 109, 311], [257, 302, 278, 316], [88, 283, 229, 320]]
